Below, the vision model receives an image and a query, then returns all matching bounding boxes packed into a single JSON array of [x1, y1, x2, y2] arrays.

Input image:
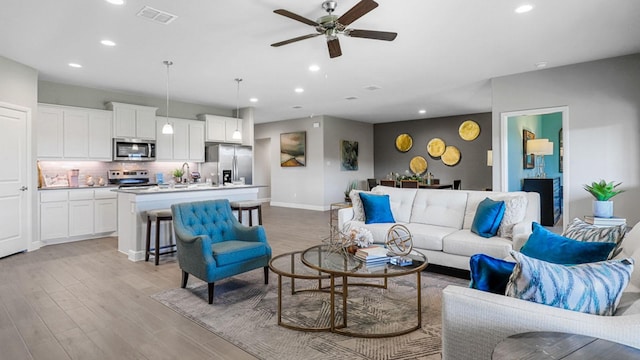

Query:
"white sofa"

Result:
[[338, 186, 540, 271], [441, 222, 640, 360]]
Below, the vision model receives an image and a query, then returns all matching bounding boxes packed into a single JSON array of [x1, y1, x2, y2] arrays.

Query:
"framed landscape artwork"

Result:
[[280, 131, 306, 167], [523, 129, 535, 169], [340, 140, 359, 171]]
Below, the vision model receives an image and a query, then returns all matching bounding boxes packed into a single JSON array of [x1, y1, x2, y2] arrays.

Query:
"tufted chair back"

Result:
[[172, 199, 238, 243]]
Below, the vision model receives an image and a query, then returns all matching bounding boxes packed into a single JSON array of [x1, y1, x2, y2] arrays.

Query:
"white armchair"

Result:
[[441, 223, 640, 360]]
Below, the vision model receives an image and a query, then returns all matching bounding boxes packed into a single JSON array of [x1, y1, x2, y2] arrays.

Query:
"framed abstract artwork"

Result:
[[340, 140, 358, 171], [523, 129, 535, 169], [280, 131, 306, 167]]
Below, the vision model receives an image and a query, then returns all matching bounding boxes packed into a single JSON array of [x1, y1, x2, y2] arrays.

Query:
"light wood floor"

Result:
[[0, 204, 332, 360]]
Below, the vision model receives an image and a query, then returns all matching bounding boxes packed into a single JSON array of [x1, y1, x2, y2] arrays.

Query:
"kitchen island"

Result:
[[115, 184, 261, 261]]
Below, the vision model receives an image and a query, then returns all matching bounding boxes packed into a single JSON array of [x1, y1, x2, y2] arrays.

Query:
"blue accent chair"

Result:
[[171, 199, 272, 304]]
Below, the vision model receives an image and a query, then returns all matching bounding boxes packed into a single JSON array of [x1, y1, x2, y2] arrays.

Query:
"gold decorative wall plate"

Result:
[[441, 145, 461, 166], [395, 134, 413, 152], [409, 156, 427, 175], [459, 120, 480, 141], [427, 138, 446, 157]]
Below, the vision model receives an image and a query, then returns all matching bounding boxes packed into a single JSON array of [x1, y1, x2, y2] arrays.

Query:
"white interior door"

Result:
[[0, 104, 29, 258]]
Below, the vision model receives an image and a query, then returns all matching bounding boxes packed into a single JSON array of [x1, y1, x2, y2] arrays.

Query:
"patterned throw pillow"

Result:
[[506, 250, 634, 316], [563, 218, 627, 258], [495, 195, 528, 239]]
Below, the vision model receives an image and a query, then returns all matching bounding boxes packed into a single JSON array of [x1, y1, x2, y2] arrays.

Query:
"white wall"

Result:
[[492, 53, 640, 225]]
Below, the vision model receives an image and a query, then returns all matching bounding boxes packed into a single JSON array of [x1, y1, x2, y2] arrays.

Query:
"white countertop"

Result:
[[113, 184, 263, 195]]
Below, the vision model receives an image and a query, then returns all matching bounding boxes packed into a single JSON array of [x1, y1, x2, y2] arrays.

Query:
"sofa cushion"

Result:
[[212, 240, 270, 267], [462, 191, 529, 233], [349, 188, 383, 222], [506, 250, 634, 316], [521, 222, 616, 265], [469, 253, 516, 295], [563, 217, 627, 258], [372, 186, 417, 223], [496, 194, 529, 239], [405, 223, 458, 251], [410, 189, 468, 229], [443, 229, 513, 259], [471, 198, 506, 238], [360, 193, 395, 224]]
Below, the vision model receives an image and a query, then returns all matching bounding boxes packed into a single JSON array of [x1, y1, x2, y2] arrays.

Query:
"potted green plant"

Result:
[[344, 180, 358, 202], [172, 168, 185, 183], [583, 180, 624, 218]]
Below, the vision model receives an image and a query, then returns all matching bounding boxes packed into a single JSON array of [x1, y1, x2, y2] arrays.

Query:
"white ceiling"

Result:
[[1, 0, 639, 124]]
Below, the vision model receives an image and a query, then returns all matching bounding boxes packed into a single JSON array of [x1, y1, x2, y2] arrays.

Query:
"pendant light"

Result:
[[232, 78, 242, 140], [162, 60, 174, 135]]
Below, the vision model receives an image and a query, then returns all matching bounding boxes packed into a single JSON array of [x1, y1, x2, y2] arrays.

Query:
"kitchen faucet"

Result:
[[181, 162, 190, 183]]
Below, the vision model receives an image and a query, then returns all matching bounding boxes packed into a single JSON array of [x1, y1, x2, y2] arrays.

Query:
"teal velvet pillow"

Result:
[[521, 222, 616, 265], [471, 198, 506, 238], [359, 192, 395, 224], [469, 253, 516, 295]]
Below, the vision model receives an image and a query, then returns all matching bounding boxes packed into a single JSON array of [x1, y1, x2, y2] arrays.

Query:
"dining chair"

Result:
[[453, 179, 462, 190], [401, 180, 419, 188], [379, 179, 396, 187], [367, 178, 378, 190]]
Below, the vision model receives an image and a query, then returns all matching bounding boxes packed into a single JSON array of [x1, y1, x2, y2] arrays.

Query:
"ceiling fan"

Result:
[[271, 0, 397, 58]]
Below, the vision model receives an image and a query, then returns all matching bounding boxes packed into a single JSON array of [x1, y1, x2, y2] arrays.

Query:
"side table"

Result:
[[330, 202, 351, 229]]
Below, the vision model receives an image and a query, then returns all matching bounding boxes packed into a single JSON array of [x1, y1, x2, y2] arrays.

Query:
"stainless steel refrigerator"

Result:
[[203, 144, 252, 185]]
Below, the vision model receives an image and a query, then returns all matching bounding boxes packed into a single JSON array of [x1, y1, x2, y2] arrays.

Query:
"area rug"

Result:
[[151, 269, 468, 360]]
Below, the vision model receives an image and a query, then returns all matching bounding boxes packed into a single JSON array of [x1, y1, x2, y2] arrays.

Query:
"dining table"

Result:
[[418, 183, 453, 189]]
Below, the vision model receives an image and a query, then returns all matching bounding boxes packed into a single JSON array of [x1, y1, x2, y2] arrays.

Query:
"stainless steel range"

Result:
[[108, 169, 152, 188]]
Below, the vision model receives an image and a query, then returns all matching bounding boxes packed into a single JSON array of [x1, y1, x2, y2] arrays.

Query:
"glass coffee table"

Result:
[[270, 244, 428, 338]]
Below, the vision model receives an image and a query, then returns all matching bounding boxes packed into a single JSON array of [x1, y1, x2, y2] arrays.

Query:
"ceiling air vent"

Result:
[[136, 6, 178, 25]]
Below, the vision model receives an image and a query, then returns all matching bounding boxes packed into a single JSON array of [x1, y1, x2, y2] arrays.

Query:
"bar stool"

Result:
[[145, 209, 176, 265], [229, 201, 263, 226]]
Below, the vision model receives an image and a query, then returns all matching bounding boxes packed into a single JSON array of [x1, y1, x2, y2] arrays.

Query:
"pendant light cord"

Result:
[[235, 78, 242, 130], [165, 61, 173, 123]]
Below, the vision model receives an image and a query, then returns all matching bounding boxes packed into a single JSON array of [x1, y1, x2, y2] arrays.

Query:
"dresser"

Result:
[[523, 178, 561, 226]]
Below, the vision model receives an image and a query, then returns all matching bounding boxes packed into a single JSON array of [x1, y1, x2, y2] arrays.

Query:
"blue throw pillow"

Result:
[[359, 192, 395, 224], [469, 254, 516, 295], [521, 222, 616, 265], [471, 198, 506, 238]]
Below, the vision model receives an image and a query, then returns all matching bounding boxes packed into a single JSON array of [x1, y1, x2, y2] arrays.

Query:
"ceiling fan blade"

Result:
[[337, 0, 378, 26], [346, 29, 397, 41], [271, 34, 321, 47], [327, 38, 342, 58], [273, 9, 319, 26]]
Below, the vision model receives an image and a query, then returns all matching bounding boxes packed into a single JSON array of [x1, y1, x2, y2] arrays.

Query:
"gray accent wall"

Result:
[[492, 53, 640, 225], [374, 112, 492, 190]]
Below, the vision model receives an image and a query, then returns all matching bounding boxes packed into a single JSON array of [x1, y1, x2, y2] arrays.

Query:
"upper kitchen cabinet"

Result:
[[199, 114, 242, 144], [36, 104, 112, 160], [155, 117, 204, 162], [107, 102, 157, 140]]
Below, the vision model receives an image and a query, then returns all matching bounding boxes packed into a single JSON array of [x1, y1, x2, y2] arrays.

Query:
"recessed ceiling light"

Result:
[[105, 0, 125, 5], [249, 98, 258, 103], [294, 88, 304, 93], [101, 39, 116, 46], [419, 109, 426, 114], [68, 63, 83, 68], [535, 61, 548, 69], [308, 64, 320, 72], [292, 105, 303, 109], [515, 4, 534, 13]]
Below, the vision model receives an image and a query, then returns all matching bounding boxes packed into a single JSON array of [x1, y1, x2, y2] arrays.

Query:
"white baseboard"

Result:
[[269, 202, 326, 211]]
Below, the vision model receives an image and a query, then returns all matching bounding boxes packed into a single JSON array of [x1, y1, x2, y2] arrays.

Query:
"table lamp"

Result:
[[527, 139, 554, 178]]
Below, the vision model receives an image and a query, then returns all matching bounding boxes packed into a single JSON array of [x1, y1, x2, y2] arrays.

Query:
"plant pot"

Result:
[[593, 200, 614, 218]]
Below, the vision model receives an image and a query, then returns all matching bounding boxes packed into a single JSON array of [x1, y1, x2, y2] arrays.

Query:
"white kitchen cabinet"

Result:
[[37, 104, 113, 160], [40, 191, 69, 241], [107, 102, 157, 140], [69, 200, 94, 236], [155, 117, 204, 162], [200, 114, 242, 144], [94, 199, 117, 233]]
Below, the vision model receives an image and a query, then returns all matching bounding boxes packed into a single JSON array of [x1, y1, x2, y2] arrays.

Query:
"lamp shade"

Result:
[[527, 139, 553, 155]]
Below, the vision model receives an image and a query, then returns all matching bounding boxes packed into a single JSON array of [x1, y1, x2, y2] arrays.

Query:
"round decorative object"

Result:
[[459, 120, 480, 141], [409, 156, 428, 175], [395, 134, 413, 152], [385, 224, 413, 256], [441, 145, 461, 166], [427, 138, 446, 157]]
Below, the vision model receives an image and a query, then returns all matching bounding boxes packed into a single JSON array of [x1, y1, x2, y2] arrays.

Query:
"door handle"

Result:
[[19, 186, 28, 191]]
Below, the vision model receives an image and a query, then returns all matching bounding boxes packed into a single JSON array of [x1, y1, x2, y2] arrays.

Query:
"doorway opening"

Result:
[[500, 106, 569, 229]]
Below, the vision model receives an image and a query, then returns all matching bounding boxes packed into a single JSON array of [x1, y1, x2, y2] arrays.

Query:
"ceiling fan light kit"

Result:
[[271, 0, 397, 58]]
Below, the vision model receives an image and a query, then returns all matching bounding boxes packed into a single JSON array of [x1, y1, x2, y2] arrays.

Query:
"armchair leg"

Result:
[[181, 271, 189, 288], [208, 283, 215, 304], [264, 266, 269, 285]]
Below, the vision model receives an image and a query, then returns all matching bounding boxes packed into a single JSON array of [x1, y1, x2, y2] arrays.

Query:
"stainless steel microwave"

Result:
[[112, 138, 156, 161]]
